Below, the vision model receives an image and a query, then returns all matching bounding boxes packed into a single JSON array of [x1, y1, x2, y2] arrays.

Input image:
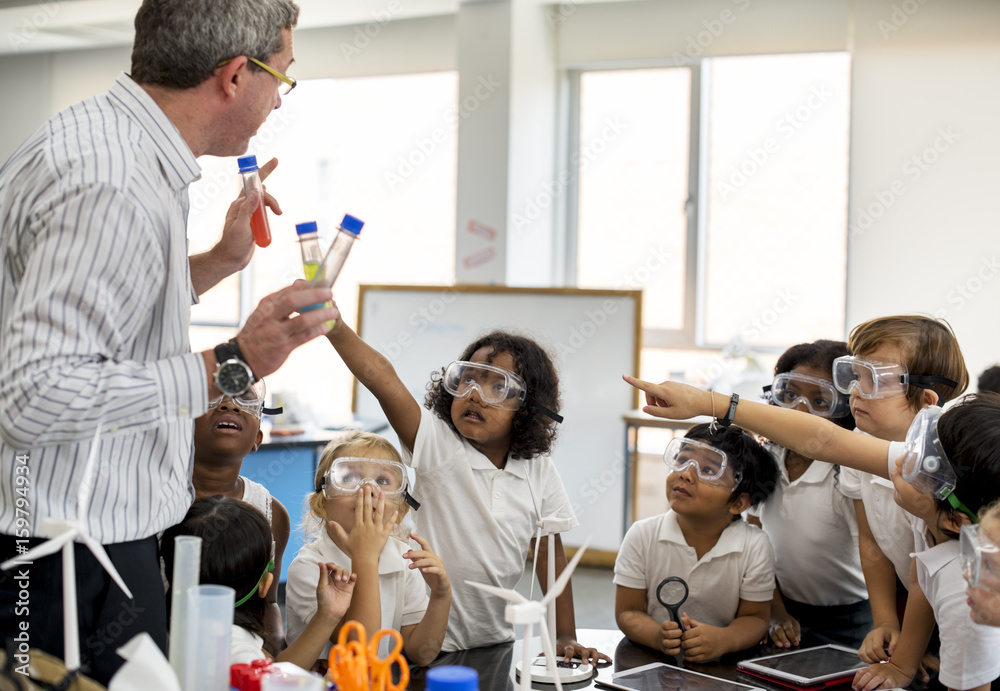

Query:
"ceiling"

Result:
[[0, 0, 461, 55]]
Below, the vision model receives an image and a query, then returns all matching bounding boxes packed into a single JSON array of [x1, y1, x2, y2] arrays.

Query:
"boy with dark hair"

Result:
[[614, 423, 779, 662]]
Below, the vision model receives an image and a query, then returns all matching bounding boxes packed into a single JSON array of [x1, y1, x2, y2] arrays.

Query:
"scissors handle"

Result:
[[368, 628, 409, 691]]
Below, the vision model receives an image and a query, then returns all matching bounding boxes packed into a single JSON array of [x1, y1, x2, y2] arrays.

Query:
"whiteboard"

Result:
[[354, 285, 641, 554]]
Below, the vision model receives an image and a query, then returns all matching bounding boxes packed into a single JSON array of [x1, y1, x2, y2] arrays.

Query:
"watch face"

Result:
[[217, 360, 252, 396]]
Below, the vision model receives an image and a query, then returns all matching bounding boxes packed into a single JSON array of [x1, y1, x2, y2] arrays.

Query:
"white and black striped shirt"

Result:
[[0, 73, 208, 543]]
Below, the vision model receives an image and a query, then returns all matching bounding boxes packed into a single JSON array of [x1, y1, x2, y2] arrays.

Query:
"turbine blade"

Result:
[[79, 533, 134, 599], [1, 531, 75, 570], [539, 617, 565, 691], [466, 580, 527, 604], [541, 536, 591, 606]]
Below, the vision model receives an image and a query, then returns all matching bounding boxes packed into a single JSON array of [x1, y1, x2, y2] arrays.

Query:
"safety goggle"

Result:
[[900, 406, 977, 522], [961, 523, 1000, 589], [832, 355, 958, 400], [763, 372, 850, 418], [663, 437, 741, 488], [316, 457, 421, 510], [207, 379, 282, 419], [442, 361, 563, 423]]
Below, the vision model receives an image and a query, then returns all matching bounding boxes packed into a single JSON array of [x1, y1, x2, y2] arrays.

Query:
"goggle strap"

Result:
[[909, 374, 959, 392], [944, 490, 979, 524], [525, 393, 563, 424], [404, 490, 421, 511], [315, 477, 325, 494], [233, 558, 275, 608], [262, 405, 284, 416]]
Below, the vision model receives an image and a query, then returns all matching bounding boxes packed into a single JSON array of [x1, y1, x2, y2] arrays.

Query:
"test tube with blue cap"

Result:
[[311, 214, 364, 289]]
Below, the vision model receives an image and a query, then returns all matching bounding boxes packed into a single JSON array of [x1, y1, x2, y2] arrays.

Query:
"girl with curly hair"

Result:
[[326, 315, 609, 664]]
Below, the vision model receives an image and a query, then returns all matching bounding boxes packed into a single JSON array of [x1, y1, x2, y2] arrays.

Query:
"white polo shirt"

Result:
[[840, 441, 913, 586], [285, 530, 429, 658], [910, 516, 1000, 689], [402, 407, 578, 652], [613, 511, 775, 628], [749, 448, 866, 606]]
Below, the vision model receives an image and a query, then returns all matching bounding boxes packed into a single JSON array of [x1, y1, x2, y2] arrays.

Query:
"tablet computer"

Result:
[[595, 662, 764, 691], [736, 645, 865, 688]]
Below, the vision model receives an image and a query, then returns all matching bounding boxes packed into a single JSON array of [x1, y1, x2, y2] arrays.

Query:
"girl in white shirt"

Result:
[[162, 496, 355, 669]]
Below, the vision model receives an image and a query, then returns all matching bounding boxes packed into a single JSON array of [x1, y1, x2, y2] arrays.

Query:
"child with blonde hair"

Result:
[[286, 430, 451, 669], [962, 498, 1000, 628]]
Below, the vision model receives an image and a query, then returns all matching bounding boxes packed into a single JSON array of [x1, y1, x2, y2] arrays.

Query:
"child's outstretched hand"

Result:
[[404, 533, 451, 599], [315, 562, 356, 624], [679, 613, 729, 662], [622, 375, 707, 420], [328, 486, 396, 565], [659, 620, 683, 657]]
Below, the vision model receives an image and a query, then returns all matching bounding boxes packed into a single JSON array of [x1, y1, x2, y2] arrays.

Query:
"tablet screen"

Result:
[[597, 662, 763, 691], [737, 646, 865, 684]]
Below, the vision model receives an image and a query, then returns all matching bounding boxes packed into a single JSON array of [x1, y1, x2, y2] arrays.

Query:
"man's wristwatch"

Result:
[[213, 339, 255, 397]]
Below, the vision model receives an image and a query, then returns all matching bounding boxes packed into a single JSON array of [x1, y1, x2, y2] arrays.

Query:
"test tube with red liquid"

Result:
[[237, 155, 272, 248]]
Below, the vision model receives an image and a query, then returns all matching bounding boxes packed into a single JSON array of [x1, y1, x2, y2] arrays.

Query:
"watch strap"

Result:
[[718, 393, 740, 428]]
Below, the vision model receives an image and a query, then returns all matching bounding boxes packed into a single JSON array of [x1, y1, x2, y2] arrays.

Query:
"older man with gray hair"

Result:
[[0, 0, 337, 682]]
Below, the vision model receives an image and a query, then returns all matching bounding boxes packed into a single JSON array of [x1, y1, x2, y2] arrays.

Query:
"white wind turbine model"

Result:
[[1, 424, 134, 672], [467, 534, 593, 691]]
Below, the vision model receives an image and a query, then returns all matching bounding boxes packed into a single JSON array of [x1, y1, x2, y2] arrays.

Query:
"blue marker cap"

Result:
[[340, 214, 364, 235], [295, 221, 318, 235], [426, 666, 478, 691], [237, 155, 259, 173]]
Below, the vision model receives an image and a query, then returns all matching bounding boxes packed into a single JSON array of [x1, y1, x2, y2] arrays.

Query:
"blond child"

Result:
[[286, 431, 451, 669], [962, 499, 1000, 628]]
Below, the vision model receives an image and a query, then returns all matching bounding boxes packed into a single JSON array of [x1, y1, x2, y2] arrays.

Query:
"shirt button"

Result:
[[495, 492, 501, 498], [179, 406, 189, 417]]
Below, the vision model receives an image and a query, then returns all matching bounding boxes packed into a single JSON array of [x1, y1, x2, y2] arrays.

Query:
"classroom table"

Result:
[[406, 629, 854, 691]]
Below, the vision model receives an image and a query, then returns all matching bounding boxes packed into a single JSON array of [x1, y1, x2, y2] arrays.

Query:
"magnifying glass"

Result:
[[656, 576, 689, 627]]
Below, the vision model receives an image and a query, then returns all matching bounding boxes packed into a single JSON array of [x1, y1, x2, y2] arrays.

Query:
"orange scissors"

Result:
[[328, 621, 409, 691]]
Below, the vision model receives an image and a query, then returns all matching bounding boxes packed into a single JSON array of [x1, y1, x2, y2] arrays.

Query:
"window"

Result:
[[571, 53, 851, 389], [189, 72, 458, 426]]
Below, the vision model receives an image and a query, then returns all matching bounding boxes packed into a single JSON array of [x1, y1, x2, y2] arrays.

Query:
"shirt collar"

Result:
[[658, 511, 745, 558], [317, 527, 407, 575], [468, 450, 528, 480], [912, 536, 959, 578], [107, 72, 201, 192]]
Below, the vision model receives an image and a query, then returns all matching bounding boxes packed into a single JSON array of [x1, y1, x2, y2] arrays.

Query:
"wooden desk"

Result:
[[622, 412, 712, 529], [407, 629, 854, 691]]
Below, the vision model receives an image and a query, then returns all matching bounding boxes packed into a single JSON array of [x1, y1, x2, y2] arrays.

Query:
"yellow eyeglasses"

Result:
[[217, 56, 296, 96]]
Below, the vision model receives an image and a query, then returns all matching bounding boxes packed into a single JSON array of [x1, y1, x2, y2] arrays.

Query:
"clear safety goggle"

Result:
[[899, 406, 977, 522], [961, 523, 1000, 589], [443, 361, 563, 423], [315, 457, 420, 510], [663, 437, 741, 488], [763, 372, 850, 418], [207, 379, 282, 419], [832, 356, 958, 400]]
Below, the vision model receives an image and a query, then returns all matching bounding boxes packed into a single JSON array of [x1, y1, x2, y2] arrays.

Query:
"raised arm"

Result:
[[326, 314, 421, 453], [623, 376, 891, 478]]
